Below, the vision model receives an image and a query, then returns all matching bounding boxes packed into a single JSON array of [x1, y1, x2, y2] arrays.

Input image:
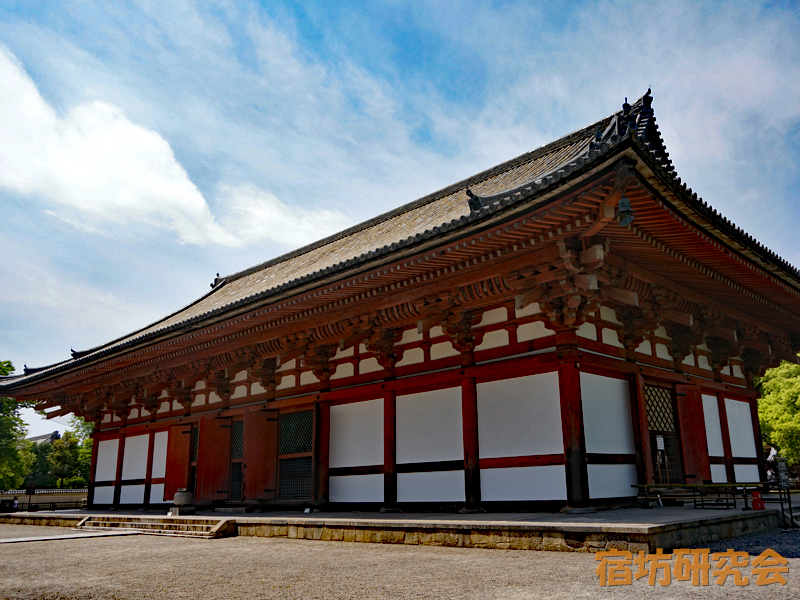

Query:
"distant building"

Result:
[[1, 91, 798, 510], [27, 431, 61, 446]]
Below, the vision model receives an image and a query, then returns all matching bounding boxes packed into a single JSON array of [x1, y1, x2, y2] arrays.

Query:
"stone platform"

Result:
[[1, 504, 787, 552]]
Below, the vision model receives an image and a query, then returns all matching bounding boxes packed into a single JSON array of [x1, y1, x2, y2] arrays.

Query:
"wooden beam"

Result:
[[461, 375, 480, 509], [558, 360, 589, 506]]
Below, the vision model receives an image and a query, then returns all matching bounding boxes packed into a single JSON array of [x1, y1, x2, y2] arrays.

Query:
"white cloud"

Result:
[[0, 44, 351, 249]]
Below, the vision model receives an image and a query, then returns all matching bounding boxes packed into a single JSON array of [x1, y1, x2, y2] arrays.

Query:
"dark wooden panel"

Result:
[[164, 425, 192, 502], [329, 464, 384, 477], [384, 391, 397, 505], [462, 375, 480, 508], [243, 410, 278, 500], [396, 460, 464, 473], [675, 384, 711, 483], [478, 454, 565, 469], [196, 416, 231, 501]]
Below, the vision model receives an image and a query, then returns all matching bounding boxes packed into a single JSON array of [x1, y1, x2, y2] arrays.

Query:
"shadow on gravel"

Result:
[[707, 530, 800, 557]]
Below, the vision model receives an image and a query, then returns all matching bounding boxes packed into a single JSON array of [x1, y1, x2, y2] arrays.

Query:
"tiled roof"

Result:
[[2, 91, 798, 390]]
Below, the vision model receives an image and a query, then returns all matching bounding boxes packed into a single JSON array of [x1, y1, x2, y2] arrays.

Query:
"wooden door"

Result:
[[164, 425, 192, 502], [243, 410, 278, 500], [675, 384, 712, 483], [196, 416, 232, 500]]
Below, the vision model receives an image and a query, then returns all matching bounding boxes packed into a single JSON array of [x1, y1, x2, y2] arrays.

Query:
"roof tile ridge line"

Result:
[[633, 122, 800, 286], [1, 119, 633, 390], [0, 100, 648, 389], [218, 114, 618, 286], [9, 278, 233, 382]]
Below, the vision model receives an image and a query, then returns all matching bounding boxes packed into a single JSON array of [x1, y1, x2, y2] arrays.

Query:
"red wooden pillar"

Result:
[[384, 390, 397, 506], [462, 374, 480, 509], [112, 435, 125, 506], [629, 374, 652, 485], [558, 361, 588, 506], [716, 393, 736, 482], [313, 401, 330, 504], [675, 385, 711, 483], [87, 431, 100, 508], [748, 397, 768, 486], [143, 431, 156, 507]]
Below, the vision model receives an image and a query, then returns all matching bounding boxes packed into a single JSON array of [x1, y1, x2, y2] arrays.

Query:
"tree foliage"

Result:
[[0, 361, 33, 489], [48, 431, 81, 488], [758, 360, 800, 465]]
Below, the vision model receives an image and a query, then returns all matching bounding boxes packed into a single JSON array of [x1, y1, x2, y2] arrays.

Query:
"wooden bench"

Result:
[[633, 482, 766, 510]]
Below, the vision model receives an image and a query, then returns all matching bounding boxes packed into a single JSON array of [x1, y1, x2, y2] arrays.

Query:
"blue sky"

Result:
[[2, 0, 799, 435]]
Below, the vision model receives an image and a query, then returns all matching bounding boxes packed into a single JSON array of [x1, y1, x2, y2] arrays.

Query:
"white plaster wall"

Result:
[[580, 373, 635, 455], [130, 408, 139, 419], [397, 471, 465, 502], [698, 355, 712, 371], [151, 431, 168, 479], [334, 346, 354, 359], [732, 365, 744, 379], [601, 328, 624, 348], [121, 434, 149, 480], [102, 414, 111, 423], [95, 439, 119, 482], [359, 357, 383, 374], [683, 354, 695, 366], [655, 344, 672, 361], [516, 321, 554, 342], [300, 371, 319, 386], [277, 375, 295, 390], [396, 388, 463, 464], [600, 306, 622, 324], [396, 348, 424, 367], [710, 464, 727, 483], [400, 329, 423, 345], [251, 382, 266, 395], [119, 484, 145, 504], [329, 474, 384, 503], [93, 485, 114, 504], [157, 401, 170, 413], [636, 340, 652, 355], [172, 400, 181, 411], [278, 359, 296, 372], [477, 372, 562, 458], [577, 323, 597, 341], [149, 483, 166, 503], [231, 386, 248, 399], [329, 399, 384, 468], [192, 394, 206, 407], [515, 303, 541, 318], [480, 465, 567, 501], [479, 308, 507, 327], [587, 464, 638, 498], [702, 394, 725, 457], [430, 341, 459, 360], [331, 363, 355, 380], [475, 329, 509, 351], [232, 370, 248, 382], [725, 399, 757, 458], [734, 464, 760, 483]]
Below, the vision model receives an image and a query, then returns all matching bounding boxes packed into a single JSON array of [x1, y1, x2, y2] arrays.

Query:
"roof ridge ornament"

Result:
[[465, 188, 487, 213]]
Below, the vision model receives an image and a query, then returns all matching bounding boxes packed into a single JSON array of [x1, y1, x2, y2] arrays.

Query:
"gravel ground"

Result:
[[1, 525, 799, 599], [0, 525, 78, 540]]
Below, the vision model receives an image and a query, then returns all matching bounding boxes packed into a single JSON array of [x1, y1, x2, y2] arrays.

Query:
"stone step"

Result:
[[81, 521, 213, 532], [75, 515, 233, 538], [78, 526, 215, 538]]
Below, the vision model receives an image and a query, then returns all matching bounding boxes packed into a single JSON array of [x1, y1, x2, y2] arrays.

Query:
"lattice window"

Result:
[[279, 457, 312, 499], [279, 411, 313, 455], [230, 462, 243, 501], [651, 433, 682, 484], [645, 385, 676, 432], [231, 421, 244, 459]]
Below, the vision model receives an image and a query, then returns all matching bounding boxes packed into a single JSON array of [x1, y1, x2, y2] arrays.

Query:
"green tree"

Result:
[[758, 360, 800, 465], [48, 431, 81, 488], [66, 415, 93, 486], [23, 442, 56, 489], [0, 360, 33, 490]]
